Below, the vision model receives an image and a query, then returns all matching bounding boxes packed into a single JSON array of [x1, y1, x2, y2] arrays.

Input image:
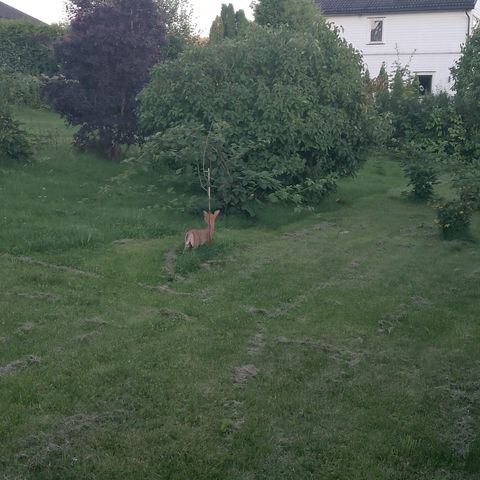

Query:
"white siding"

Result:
[[471, 1, 480, 31], [327, 10, 472, 92]]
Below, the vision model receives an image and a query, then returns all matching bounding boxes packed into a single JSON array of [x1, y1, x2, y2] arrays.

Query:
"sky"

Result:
[[2, 0, 255, 35]]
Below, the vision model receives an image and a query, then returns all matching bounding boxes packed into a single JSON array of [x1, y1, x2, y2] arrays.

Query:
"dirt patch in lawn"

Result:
[[0, 355, 42, 377], [234, 364, 258, 386], [15, 411, 127, 470]]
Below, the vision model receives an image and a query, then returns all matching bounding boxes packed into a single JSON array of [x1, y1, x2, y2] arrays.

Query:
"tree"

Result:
[[452, 26, 480, 159], [235, 9, 249, 34], [140, 6, 374, 214], [43, 0, 166, 157], [221, 3, 236, 38], [209, 16, 225, 45], [254, 0, 321, 30], [209, 4, 250, 43], [155, 0, 196, 59], [452, 27, 480, 108]]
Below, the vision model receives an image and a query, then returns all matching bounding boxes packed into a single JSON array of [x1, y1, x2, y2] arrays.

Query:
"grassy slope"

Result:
[[0, 109, 479, 480]]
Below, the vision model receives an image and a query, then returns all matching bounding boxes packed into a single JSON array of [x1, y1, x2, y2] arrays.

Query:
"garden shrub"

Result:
[[140, 5, 376, 213], [401, 142, 439, 200], [0, 21, 62, 75], [435, 199, 472, 238], [453, 160, 480, 211], [0, 108, 32, 163], [0, 71, 45, 108]]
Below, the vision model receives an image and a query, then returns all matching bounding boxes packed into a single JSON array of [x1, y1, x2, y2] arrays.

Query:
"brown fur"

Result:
[[184, 210, 220, 251]]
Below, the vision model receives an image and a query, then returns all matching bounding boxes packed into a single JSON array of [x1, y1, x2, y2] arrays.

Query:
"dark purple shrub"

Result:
[[43, 0, 166, 158]]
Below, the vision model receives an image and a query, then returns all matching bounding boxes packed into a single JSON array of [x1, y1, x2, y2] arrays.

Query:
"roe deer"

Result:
[[184, 210, 220, 251]]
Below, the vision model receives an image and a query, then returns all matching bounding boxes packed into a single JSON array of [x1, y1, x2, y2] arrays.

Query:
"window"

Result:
[[370, 19, 383, 43], [417, 75, 433, 95]]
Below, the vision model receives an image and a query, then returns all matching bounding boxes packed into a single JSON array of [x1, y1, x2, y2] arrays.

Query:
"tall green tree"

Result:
[[221, 3, 236, 38], [209, 15, 225, 45], [254, 0, 321, 30], [235, 9, 249, 34], [155, 0, 196, 58], [209, 3, 250, 43]]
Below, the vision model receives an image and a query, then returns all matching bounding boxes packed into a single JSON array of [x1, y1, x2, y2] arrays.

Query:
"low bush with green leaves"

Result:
[[452, 160, 480, 212], [401, 142, 439, 200], [435, 199, 471, 237], [0, 71, 45, 108], [0, 108, 32, 163], [0, 21, 62, 75]]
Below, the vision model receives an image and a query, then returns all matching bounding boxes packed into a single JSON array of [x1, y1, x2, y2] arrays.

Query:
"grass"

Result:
[[1, 108, 479, 480]]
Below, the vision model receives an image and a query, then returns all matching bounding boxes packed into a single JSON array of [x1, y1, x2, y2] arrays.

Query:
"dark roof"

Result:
[[0, 1, 46, 24], [316, 0, 478, 16]]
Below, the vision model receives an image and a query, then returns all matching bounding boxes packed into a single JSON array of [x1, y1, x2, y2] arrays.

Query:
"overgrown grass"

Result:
[[0, 108, 479, 479]]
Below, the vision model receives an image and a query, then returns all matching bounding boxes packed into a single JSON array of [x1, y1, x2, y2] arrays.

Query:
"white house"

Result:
[[316, 0, 480, 93]]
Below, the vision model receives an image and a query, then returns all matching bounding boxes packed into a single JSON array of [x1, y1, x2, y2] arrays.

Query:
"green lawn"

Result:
[[1, 108, 479, 479]]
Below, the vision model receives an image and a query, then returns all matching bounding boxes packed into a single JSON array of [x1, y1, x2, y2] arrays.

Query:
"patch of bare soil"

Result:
[[81, 317, 108, 326], [244, 295, 307, 319], [378, 310, 408, 335], [234, 364, 258, 386], [15, 411, 126, 470], [112, 238, 135, 245], [163, 246, 177, 279], [16, 291, 61, 302], [411, 295, 433, 306], [138, 282, 193, 296], [0, 355, 42, 377], [158, 307, 195, 322], [247, 333, 265, 357], [276, 336, 362, 368], [445, 380, 480, 458], [15, 322, 38, 334], [379, 296, 433, 334], [222, 400, 245, 434], [2, 253, 100, 278], [72, 332, 98, 342], [282, 221, 337, 238]]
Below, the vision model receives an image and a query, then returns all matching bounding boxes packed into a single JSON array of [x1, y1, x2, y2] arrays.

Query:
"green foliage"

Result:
[[209, 16, 224, 44], [453, 160, 480, 211], [209, 3, 250, 43], [452, 25, 480, 109], [140, 16, 374, 213], [375, 66, 466, 158], [0, 71, 45, 108], [401, 142, 439, 200], [0, 20, 63, 75], [235, 9, 249, 34], [0, 108, 32, 163], [435, 199, 472, 238], [221, 3, 236, 38], [254, 0, 321, 30], [155, 0, 196, 59]]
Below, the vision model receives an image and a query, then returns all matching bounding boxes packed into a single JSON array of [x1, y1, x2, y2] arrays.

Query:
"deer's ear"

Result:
[[203, 210, 208, 216], [214, 210, 220, 218]]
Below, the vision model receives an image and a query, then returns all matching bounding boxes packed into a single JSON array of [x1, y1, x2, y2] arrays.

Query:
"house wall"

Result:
[[327, 10, 473, 92]]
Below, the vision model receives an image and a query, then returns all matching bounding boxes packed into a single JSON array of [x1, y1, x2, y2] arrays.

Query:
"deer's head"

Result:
[[203, 210, 220, 229]]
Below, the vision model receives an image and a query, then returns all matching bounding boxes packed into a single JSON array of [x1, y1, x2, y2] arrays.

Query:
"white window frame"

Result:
[[368, 17, 385, 45], [414, 72, 435, 95]]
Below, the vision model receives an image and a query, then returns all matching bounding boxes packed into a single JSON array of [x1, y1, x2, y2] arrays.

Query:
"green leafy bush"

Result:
[[0, 71, 45, 108], [435, 199, 471, 238], [453, 160, 480, 211], [401, 142, 439, 200], [0, 21, 62, 75], [140, 14, 375, 213], [0, 109, 32, 163]]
